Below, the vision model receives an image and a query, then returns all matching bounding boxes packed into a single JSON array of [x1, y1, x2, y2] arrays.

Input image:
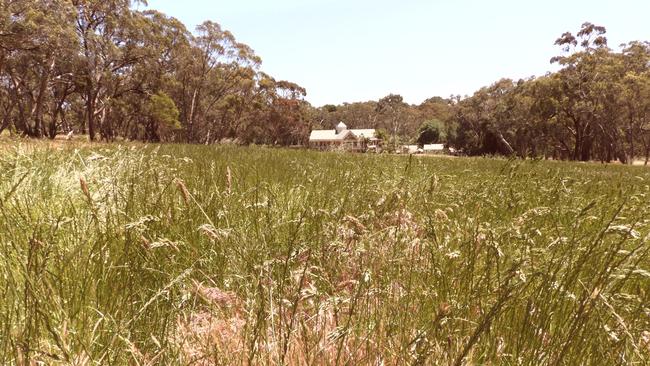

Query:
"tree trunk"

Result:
[[32, 56, 56, 138], [0, 100, 16, 135], [86, 91, 96, 141], [496, 131, 515, 156], [628, 129, 635, 165], [60, 109, 70, 134], [0, 115, 9, 135], [580, 137, 592, 162], [14, 98, 31, 137], [48, 87, 72, 139], [578, 124, 593, 162], [8, 77, 33, 136], [77, 107, 86, 134], [573, 129, 582, 161], [188, 88, 198, 141], [98, 104, 108, 141], [48, 107, 59, 139]]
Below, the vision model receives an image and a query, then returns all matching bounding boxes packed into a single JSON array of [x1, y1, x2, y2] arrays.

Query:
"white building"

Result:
[[401, 145, 422, 154], [423, 144, 445, 153], [401, 144, 446, 154], [309, 122, 381, 152]]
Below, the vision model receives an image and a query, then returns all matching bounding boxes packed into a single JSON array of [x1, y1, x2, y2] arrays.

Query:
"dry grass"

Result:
[[0, 141, 648, 365]]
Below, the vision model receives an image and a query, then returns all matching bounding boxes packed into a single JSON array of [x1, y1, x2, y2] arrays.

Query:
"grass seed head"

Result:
[[435, 209, 449, 222], [175, 178, 190, 205], [79, 176, 91, 201], [226, 166, 232, 195], [640, 331, 650, 352]]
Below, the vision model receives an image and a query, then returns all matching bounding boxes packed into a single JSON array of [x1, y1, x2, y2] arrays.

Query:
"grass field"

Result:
[[0, 141, 649, 365]]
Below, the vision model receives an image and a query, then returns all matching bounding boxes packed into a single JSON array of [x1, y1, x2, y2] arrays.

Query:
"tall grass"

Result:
[[0, 142, 648, 365]]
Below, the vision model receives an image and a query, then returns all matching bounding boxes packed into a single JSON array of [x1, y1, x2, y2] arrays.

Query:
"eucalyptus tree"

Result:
[[550, 22, 611, 161], [0, 84, 11, 134], [1, 0, 76, 137], [376, 94, 407, 148], [417, 96, 453, 128], [417, 119, 444, 145], [173, 21, 261, 143], [113, 10, 191, 141], [619, 41, 650, 163], [450, 79, 518, 156], [312, 101, 379, 131], [72, 0, 148, 140], [236, 73, 309, 145]]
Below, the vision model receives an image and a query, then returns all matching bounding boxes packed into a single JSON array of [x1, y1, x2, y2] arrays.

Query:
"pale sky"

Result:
[[144, 0, 649, 106]]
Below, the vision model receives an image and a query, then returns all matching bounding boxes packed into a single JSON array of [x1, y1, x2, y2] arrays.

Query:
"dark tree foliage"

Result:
[[446, 23, 650, 163], [2, 11, 649, 163], [306, 23, 649, 163], [417, 119, 444, 145], [0, 0, 310, 144], [309, 95, 454, 144]]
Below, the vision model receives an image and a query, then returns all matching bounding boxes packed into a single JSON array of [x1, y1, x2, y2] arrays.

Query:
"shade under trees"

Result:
[[0, 0, 311, 144], [448, 23, 650, 163], [2, 9, 649, 163]]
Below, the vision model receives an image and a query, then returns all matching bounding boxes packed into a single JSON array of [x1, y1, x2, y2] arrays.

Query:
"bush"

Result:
[[417, 119, 446, 145]]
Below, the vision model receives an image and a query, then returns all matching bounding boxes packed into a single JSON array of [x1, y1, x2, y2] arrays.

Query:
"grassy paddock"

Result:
[[0, 142, 649, 365]]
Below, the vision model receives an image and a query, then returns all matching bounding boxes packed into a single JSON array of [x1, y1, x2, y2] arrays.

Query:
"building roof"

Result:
[[403, 145, 421, 154], [309, 128, 378, 142], [423, 144, 445, 151], [351, 129, 378, 140]]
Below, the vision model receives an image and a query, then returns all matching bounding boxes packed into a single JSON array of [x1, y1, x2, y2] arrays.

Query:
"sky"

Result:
[[144, 0, 649, 107]]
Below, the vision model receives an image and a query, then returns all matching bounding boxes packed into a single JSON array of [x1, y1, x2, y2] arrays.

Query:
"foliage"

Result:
[[2, 7, 650, 163], [0, 1, 309, 144], [146, 92, 181, 141], [448, 23, 650, 162], [374, 128, 389, 141], [417, 119, 446, 145], [0, 141, 648, 364], [312, 24, 649, 163]]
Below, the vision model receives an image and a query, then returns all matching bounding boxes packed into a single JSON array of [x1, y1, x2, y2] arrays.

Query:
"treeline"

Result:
[[453, 24, 650, 163], [2, 5, 650, 163], [311, 95, 453, 144], [0, 0, 310, 144], [312, 23, 650, 163]]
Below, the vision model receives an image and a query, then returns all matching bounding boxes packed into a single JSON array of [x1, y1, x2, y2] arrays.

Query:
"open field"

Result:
[[1, 141, 649, 365]]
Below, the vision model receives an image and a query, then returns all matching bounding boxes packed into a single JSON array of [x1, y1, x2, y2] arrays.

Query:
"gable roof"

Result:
[[350, 129, 378, 140], [423, 144, 445, 151], [309, 129, 378, 142]]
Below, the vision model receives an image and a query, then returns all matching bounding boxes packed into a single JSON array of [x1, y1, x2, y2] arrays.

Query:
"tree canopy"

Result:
[[0, 0, 310, 144], [417, 119, 445, 145], [1, 11, 649, 163], [446, 23, 650, 163]]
